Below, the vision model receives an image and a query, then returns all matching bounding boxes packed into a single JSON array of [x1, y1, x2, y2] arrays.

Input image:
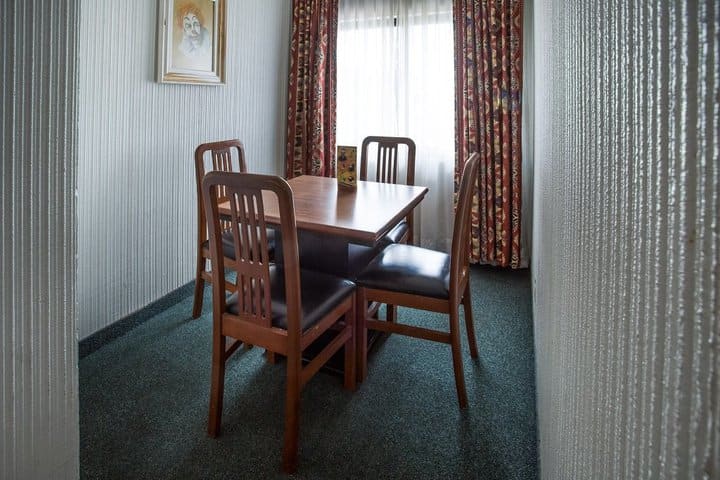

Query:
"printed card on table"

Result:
[[336, 146, 357, 188]]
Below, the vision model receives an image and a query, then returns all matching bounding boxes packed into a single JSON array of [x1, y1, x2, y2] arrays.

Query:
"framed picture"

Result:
[[156, 0, 226, 85]]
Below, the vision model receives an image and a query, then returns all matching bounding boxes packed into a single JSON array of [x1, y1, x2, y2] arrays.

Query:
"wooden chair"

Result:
[[193, 139, 247, 318], [202, 171, 356, 474], [359, 136, 416, 322], [354, 153, 480, 408], [360, 136, 416, 245]]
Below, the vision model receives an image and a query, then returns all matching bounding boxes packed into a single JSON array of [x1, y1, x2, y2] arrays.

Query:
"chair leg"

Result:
[[356, 288, 368, 383], [344, 300, 357, 391], [462, 281, 479, 358], [282, 353, 301, 474], [192, 256, 206, 319], [208, 333, 226, 437], [386, 304, 397, 323], [266, 350, 277, 364], [385, 227, 406, 324], [449, 305, 468, 409]]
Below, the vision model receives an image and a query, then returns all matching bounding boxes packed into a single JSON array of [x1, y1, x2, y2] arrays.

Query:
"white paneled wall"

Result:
[[533, 1, 718, 479], [77, 1, 291, 338], [1, 0, 80, 478]]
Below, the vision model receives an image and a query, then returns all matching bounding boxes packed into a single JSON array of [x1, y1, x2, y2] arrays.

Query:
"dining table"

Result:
[[218, 174, 429, 374], [221, 174, 428, 277]]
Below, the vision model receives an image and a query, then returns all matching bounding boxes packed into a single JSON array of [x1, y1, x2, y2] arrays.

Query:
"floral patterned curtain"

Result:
[[286, 0, 338, 178], [453, 0, 523, 268]]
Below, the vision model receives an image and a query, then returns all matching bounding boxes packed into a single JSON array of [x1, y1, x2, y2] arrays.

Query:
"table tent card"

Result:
[[337, 146, 357, 188]]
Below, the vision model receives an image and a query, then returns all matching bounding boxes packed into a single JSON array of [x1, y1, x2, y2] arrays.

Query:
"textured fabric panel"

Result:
[[286, 0, 339, 178], [453, 0, 524, 268], [532, 0, 719, 478], [0, 0, 79, 477]]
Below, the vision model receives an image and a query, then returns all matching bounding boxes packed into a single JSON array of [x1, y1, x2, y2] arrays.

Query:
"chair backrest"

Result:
[[195, 139, 248, 240], [359, 136, 416, 186], [450, 153, 480, 296], [202, 171, 302, 334]]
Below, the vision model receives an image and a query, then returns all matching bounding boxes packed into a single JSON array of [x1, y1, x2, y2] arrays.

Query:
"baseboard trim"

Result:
[[79, 280, 196, 359]]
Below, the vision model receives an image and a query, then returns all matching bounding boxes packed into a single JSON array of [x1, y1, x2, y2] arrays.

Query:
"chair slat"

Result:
[[226, 190, 272, 326]]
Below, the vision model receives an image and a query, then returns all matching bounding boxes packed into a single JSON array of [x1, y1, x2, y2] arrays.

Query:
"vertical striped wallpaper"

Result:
[[1, 0, 80, 478], [532, 1, 718, 479], [77, 1, 291, 338]]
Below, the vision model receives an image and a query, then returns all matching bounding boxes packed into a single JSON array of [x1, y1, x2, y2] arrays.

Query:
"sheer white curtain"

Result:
[[337, 0, 455, 250]]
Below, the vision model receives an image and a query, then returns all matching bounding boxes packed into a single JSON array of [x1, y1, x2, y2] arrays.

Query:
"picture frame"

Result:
[[156, 0, 226, 85]]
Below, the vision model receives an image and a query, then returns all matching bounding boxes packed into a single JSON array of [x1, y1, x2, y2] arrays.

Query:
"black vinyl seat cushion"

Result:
[[378, 219, 409, 247], [347, 243, 385, 279], [355, 243, 451, 299], [203, 229, 276, 260], [227, 266, 355, 333]]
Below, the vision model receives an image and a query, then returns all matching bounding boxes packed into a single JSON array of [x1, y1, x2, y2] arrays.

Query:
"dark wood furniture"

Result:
[[354, 153, 481, 408], [360, 136, 417, 245], [218, 175, 428, 374], [218, 175, 428, 277], [360, 136, 417, 322], [202, 171, 356, 474], [192, 139, 247, 318]]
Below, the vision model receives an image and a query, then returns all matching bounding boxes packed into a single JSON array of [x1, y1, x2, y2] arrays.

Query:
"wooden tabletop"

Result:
[[220, 175, 428, 244]]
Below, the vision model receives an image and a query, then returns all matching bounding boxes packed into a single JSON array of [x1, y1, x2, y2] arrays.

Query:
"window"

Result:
[[337, 0, 455, 250]]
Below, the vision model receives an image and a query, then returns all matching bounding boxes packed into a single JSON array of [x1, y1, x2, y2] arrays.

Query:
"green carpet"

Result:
[[80, 265, 538, 479]]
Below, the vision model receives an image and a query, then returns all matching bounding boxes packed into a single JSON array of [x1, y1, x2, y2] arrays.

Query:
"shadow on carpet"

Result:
[[80, 265, 538, 479]]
